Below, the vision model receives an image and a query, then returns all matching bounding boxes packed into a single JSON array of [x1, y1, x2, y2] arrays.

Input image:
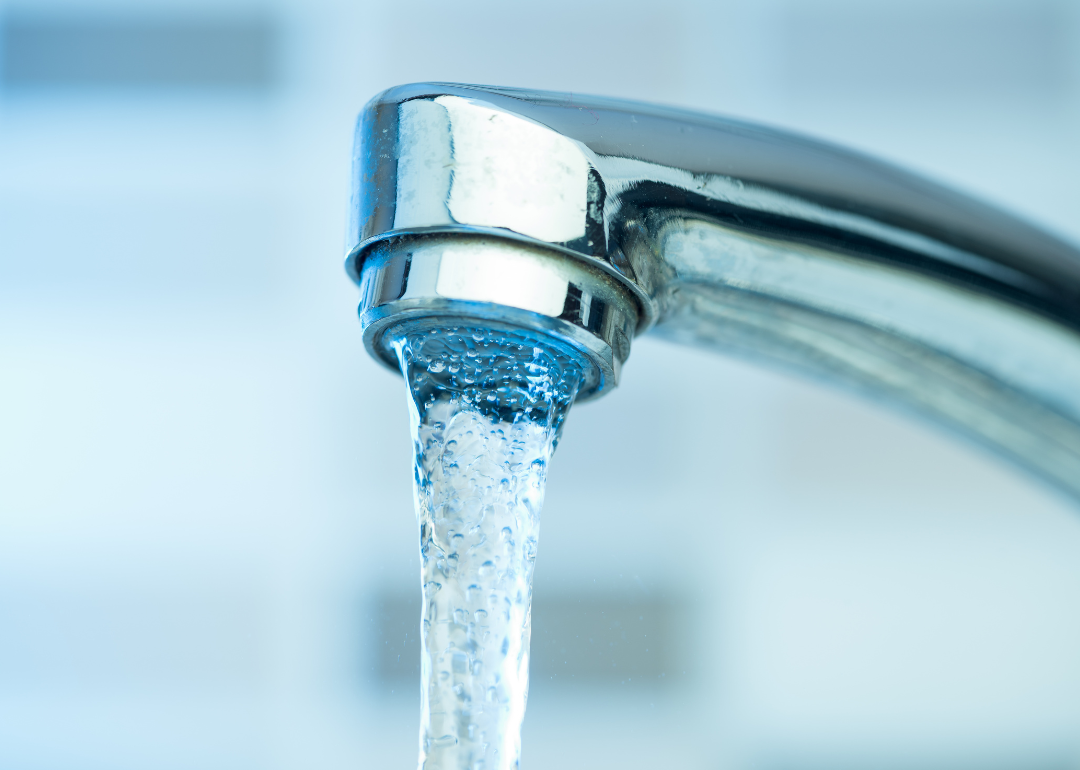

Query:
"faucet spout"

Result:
[[347, 83, 1080, 500]]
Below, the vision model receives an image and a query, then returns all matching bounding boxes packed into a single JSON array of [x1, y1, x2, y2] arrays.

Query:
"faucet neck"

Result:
[[349, 82, 1080, 501]]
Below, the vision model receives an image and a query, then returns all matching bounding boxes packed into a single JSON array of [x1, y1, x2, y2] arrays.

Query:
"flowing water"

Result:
[[392, 324, 582, 770]]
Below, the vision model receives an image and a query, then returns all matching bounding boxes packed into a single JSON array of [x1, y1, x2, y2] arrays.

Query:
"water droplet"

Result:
[[452, 652, 468, 674]]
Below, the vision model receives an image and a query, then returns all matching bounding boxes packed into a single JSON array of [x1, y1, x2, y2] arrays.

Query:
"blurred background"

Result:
[[3, 0, 1080, 768]]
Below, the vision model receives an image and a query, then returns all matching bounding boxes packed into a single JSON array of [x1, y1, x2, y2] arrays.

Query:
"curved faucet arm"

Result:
[[347, 83, 1080, 501]]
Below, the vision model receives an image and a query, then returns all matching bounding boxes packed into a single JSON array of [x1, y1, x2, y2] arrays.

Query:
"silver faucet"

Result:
[[346, 83, 1080, 500]]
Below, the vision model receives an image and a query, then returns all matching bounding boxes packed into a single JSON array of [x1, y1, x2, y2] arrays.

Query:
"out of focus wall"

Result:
[[2, 1, 1080, 768]]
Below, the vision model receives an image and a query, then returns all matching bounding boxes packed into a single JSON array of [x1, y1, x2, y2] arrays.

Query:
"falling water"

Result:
[[392, 324, 582, 770]]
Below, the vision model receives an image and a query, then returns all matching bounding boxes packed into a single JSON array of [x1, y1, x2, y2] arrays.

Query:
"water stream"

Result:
[[392, 324, 583, 770]]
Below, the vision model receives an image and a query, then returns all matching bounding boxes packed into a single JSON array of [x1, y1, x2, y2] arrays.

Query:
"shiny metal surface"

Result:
[[357, 234, 638, 399], [347, 82, 1080, 500]]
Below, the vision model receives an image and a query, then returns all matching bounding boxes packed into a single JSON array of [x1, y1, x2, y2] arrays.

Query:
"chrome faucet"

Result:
[[346, 83, 1080, 500]]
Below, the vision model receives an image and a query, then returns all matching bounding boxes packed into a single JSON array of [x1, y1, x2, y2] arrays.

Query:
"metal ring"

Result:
[[355, 232, 640, 401]]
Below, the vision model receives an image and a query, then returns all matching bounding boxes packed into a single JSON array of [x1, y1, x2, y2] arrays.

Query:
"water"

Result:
[[392, 324, 582, 770]]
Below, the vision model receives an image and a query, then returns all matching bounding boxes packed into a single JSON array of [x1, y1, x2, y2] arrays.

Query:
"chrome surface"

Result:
[[347, 82, 1080, 500], [357, 233, 638, 400]]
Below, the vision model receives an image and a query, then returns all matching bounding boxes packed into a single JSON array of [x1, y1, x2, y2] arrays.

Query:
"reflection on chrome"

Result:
[[347, 82, 1080, 499]]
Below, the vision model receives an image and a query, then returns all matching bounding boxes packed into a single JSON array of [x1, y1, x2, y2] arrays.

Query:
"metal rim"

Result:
[[354, 232, 640, 401], [346, 225, 657, 333]]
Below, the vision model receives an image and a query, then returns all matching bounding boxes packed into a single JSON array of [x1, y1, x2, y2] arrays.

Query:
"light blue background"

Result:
[[2, 1, 1080, 767]]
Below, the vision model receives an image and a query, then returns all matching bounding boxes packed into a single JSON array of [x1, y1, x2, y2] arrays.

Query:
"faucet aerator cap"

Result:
[[350, 233, 640, 401]]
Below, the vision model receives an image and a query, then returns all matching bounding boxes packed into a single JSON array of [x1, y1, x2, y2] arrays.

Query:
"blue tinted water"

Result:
[[393, 324, 581, 770]]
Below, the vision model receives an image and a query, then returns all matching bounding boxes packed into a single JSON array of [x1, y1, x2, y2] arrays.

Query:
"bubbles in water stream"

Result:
[[393, 324, 582, 770]]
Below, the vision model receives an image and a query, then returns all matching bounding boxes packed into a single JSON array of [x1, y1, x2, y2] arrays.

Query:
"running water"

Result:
[[392, 325, 582, 770]]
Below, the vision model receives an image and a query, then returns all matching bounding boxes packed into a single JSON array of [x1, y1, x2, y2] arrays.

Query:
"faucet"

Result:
[[346, 82, 1080, 501]]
